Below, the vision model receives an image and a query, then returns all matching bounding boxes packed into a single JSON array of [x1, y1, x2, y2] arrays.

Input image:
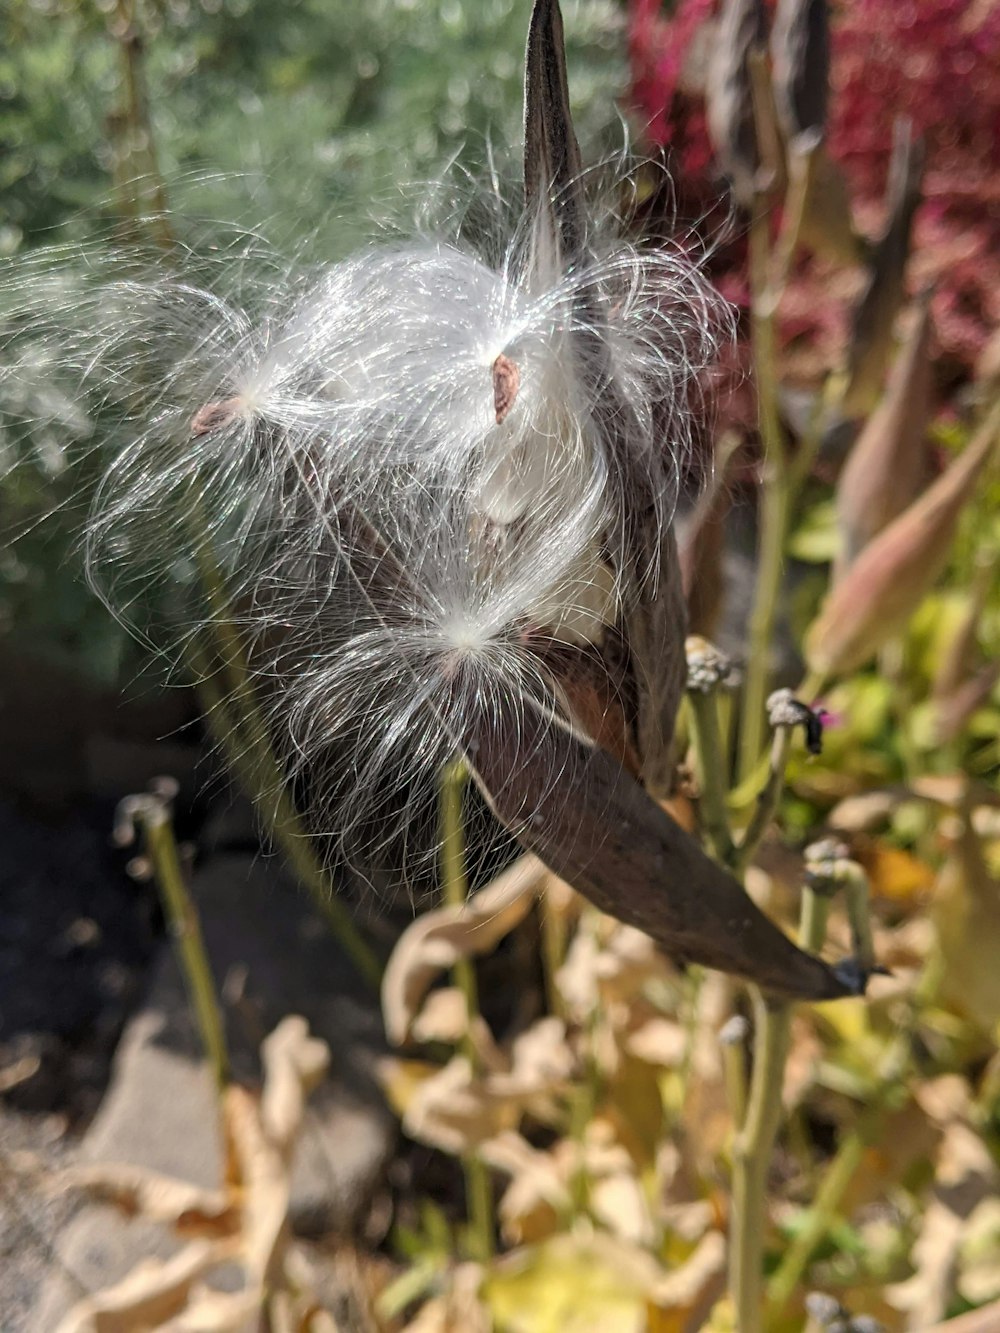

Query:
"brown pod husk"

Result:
[[464, 699, 856, 1001], [771, 0, 829, 142], [523, 0, 688, 799], [706, 0, 769, 207], [779, 131, 862, 268]]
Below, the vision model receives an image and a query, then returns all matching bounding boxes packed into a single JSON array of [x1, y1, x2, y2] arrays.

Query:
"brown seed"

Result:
[[492, 353, 521, 425], [190, 396, 243, 436]]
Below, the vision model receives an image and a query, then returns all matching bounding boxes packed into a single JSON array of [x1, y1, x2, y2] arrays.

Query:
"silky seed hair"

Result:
[[0, 154, 730, 893]]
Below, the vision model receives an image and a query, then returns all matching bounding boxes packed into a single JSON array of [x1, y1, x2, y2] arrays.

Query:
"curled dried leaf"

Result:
[[57, 1162, 235, 1236], [259, 1015, 331, 1153], [55, 1241, 233, 1333], [381, 856, 547, 1046]]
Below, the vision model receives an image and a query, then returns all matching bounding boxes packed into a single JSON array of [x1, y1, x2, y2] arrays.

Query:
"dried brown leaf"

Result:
[[779, 135, 861, 269], [771, 0, 829, 140], [381, 856, 546, 1046], [888, 1119, 999, 1324], [55, 1241, 232, 1333], [58, 1162, 235, 1236], [836, 290, 935, 577], [259, 1015, 331, 1153], [706, 0, 769, 206], [933, 809, 1000, 1033]]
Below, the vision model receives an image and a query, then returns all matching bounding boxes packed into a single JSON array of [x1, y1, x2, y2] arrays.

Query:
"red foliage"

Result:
[[627, 0, 1000, 371]]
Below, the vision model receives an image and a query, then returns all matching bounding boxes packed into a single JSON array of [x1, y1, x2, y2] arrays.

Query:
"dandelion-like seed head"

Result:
[[0, 2, 731, 894]]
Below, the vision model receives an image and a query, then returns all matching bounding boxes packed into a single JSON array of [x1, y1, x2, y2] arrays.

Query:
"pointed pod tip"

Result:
[[830, 956, 889, 997]]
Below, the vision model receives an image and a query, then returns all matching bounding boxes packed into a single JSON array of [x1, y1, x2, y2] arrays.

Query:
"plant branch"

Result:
[[439, 760, 494, 1263], [130, 792, 229, 1096], [738, 206, 791, 785], [729, 881, 830, 1333]]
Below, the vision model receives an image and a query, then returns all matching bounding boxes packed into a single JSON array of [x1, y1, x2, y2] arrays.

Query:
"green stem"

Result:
[[110, 0, 174, 253], [730, 991, 792, 1333], [739, 212, 790, 786], [729, 885, 829, 1333], [192, 637, 382, 989], [540, 894, 567, 1023], [733, 727, 791, 876], [140, 801, 229, 1095], [765, 1125, 868, 1317], [687, 691, 735, 864], [439, 760, 494, 1262]]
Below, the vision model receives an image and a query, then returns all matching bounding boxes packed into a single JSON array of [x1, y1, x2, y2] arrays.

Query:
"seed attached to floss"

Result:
[[492, 352, 521, 425], [190, 396, 243, 436]]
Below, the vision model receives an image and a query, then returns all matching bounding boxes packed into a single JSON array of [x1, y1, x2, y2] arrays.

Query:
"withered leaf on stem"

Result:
[[835, 288, 935, 578], [780, 134, 861, 267], [842, 119, 925, 418], [808, 398, 1000, 677]]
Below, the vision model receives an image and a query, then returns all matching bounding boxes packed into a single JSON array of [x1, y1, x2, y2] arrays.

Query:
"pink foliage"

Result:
[[627, 0, 1000, 370]]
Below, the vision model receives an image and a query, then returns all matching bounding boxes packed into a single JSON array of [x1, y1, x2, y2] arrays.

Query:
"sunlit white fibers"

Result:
[[0, 176, 728, 886]]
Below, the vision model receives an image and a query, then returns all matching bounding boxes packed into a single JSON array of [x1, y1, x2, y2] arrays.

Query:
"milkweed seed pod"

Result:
[[0, 0, 862, 999]]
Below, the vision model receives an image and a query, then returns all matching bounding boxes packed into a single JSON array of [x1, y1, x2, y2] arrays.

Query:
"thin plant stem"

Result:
[[109, 0, 174, 253], [105, 0, 385, 995], [765, 1023, 913, 1318], [765, 1124, 868, 1317], [739, 208, 791, 785], [729, 884, 829, 1333], [730, 990, 791, 1333], [540, 893, 567, 1023], [733, 727, 792, 876], [687, 691, 735, 864], [140, 799, 230, 1096], [439, 760, 494, 1263], [191, 636, 382, 989]]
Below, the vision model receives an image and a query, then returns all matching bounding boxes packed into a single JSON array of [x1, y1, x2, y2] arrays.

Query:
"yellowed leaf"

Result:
[[483, 1233, 665, 1333], [648, 1230, 727, 1333], [933, 811, 1000, 1033]]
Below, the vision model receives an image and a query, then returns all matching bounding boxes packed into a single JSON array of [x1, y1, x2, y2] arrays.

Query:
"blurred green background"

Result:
[[0, 0, 627, 681]]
